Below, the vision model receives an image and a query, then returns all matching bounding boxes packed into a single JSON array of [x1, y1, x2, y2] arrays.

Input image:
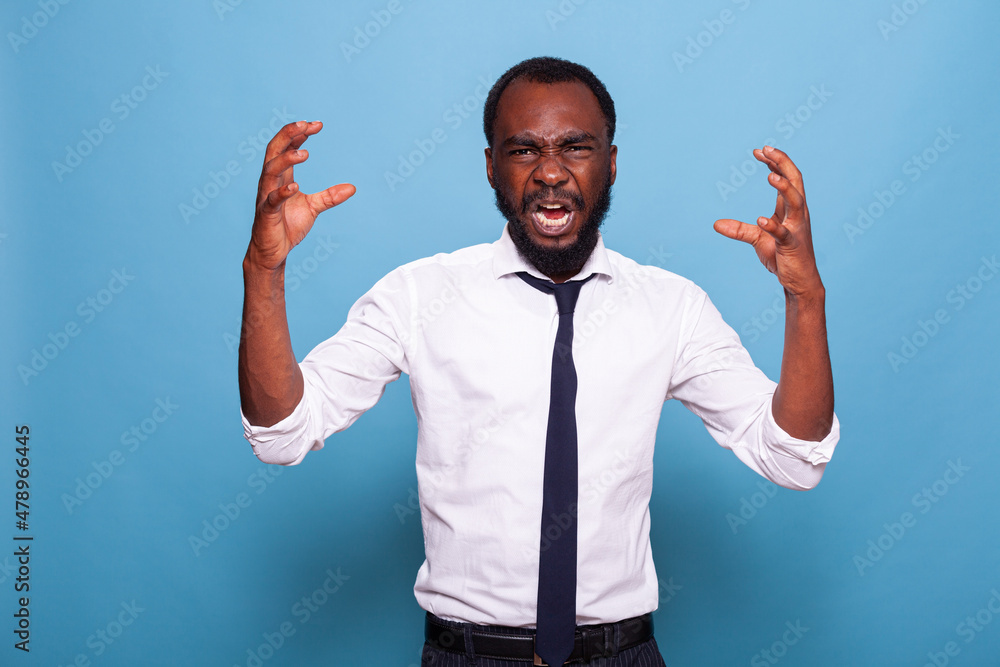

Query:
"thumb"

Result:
[[307, 183, 357, 215], [713, 218, 760, 245]]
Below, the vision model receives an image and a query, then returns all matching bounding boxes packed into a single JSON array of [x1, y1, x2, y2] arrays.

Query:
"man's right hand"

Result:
[[239, 121, 354, 428], [246, 120, 356, 271]]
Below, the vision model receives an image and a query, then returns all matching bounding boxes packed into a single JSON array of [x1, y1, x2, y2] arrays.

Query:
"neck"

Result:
[[542, 266, 583, 284], [506, 222, 599, 285]]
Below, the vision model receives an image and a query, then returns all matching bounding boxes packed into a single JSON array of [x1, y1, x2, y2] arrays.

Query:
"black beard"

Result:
[[494, 174, 613, 278]]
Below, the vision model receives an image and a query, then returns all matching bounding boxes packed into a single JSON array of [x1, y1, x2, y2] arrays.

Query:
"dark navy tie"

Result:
[[517, 271, 593, 667]]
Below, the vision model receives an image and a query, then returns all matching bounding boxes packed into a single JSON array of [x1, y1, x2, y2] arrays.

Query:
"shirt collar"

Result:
[[491, 223, 615, 283]]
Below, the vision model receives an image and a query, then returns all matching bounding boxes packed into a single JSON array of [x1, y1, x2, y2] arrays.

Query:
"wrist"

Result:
[[785, 285, 825, 301], [784, 285, 826, 319], [784, 275, 825, 303], [243, 252, 287, 301], [243, 246, 286, 277]]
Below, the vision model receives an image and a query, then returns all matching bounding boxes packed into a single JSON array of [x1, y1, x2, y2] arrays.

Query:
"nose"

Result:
[[532, 153, 570, 188]]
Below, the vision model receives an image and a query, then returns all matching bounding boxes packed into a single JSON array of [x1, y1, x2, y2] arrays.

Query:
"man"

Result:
[[239, 57, 838, 666]]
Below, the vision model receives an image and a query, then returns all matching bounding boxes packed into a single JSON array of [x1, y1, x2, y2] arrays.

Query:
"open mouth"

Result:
[[530, 202, 574, 236]]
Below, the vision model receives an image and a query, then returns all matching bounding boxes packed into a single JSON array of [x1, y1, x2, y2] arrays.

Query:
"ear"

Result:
[[609, 144, 617, 186], [485, 146, 495, 189]]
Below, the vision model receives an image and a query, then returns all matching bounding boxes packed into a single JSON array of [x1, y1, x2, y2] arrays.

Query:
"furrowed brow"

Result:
[[503, 131, 598, 148], [504, 133, 542, 148], [556, 132, 597, 146]]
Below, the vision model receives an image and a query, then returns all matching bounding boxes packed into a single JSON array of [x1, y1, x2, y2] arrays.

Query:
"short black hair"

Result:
[[482, 56, 616, 149]]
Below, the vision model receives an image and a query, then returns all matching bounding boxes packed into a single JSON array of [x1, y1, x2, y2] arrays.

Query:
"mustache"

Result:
[[519, 188, 585, 214]]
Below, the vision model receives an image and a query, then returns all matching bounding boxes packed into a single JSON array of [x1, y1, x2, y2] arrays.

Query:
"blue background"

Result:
[[2, 1, 999, 665]]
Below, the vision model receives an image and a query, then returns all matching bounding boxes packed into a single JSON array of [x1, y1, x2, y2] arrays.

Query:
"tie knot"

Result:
[[552, 281, 584, 315], [516, 272, 592, 315]]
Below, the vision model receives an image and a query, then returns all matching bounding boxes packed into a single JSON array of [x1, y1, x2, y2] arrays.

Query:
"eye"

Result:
[[509, 148, 535, 156], [563, 145, 594, 159]]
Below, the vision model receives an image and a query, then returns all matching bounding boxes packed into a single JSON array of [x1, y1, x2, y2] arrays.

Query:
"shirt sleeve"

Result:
[[240, 268, 412, 465], [665, 284, 839, 490]]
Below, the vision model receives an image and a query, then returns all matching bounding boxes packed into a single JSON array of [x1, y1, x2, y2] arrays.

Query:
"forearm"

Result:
[[771, 286, 834, 441], [238, 254, 304, 427]]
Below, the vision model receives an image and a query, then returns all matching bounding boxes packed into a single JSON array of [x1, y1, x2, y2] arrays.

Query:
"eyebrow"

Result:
[[503, 131, 598, 148]]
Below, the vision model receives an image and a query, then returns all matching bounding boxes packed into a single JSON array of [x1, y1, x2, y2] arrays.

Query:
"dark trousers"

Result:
[[421, 613, 667, 667]]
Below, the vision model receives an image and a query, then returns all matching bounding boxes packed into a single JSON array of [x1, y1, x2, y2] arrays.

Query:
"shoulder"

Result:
[[603, 248, 738, 349], [368, 241, 496, 297], [397, 241, 495, 276], [603, 247, 709, 307]]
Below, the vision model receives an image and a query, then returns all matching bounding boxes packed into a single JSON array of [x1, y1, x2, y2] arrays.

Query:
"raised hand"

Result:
[[247, 121, 356, 271], [240, 121, 355, 426], [713, 146, 833, 441], [713, 146, 823, 297]]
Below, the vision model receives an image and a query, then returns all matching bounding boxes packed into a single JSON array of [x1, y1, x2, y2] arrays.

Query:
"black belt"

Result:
[[424, 612, 654, 665]]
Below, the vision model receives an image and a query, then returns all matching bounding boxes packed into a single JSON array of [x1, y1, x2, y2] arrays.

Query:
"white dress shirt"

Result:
[[241, 224, 840, 627]]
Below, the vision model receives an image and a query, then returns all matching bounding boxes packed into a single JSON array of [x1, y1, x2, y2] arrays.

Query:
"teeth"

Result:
[[533, 211, 569, 227], [540, 203, 562, 209]]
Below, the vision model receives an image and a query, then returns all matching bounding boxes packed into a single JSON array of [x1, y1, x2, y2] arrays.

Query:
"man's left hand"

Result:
[[714, 146, 824, 297]]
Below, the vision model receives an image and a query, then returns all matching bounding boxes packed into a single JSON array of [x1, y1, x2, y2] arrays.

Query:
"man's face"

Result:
[[485, 79, 617, 282]]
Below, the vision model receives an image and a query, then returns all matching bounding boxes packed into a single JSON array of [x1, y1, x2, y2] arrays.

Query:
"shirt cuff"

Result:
[[240, 392, 319, 465], [760, 401, 840, 467]]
